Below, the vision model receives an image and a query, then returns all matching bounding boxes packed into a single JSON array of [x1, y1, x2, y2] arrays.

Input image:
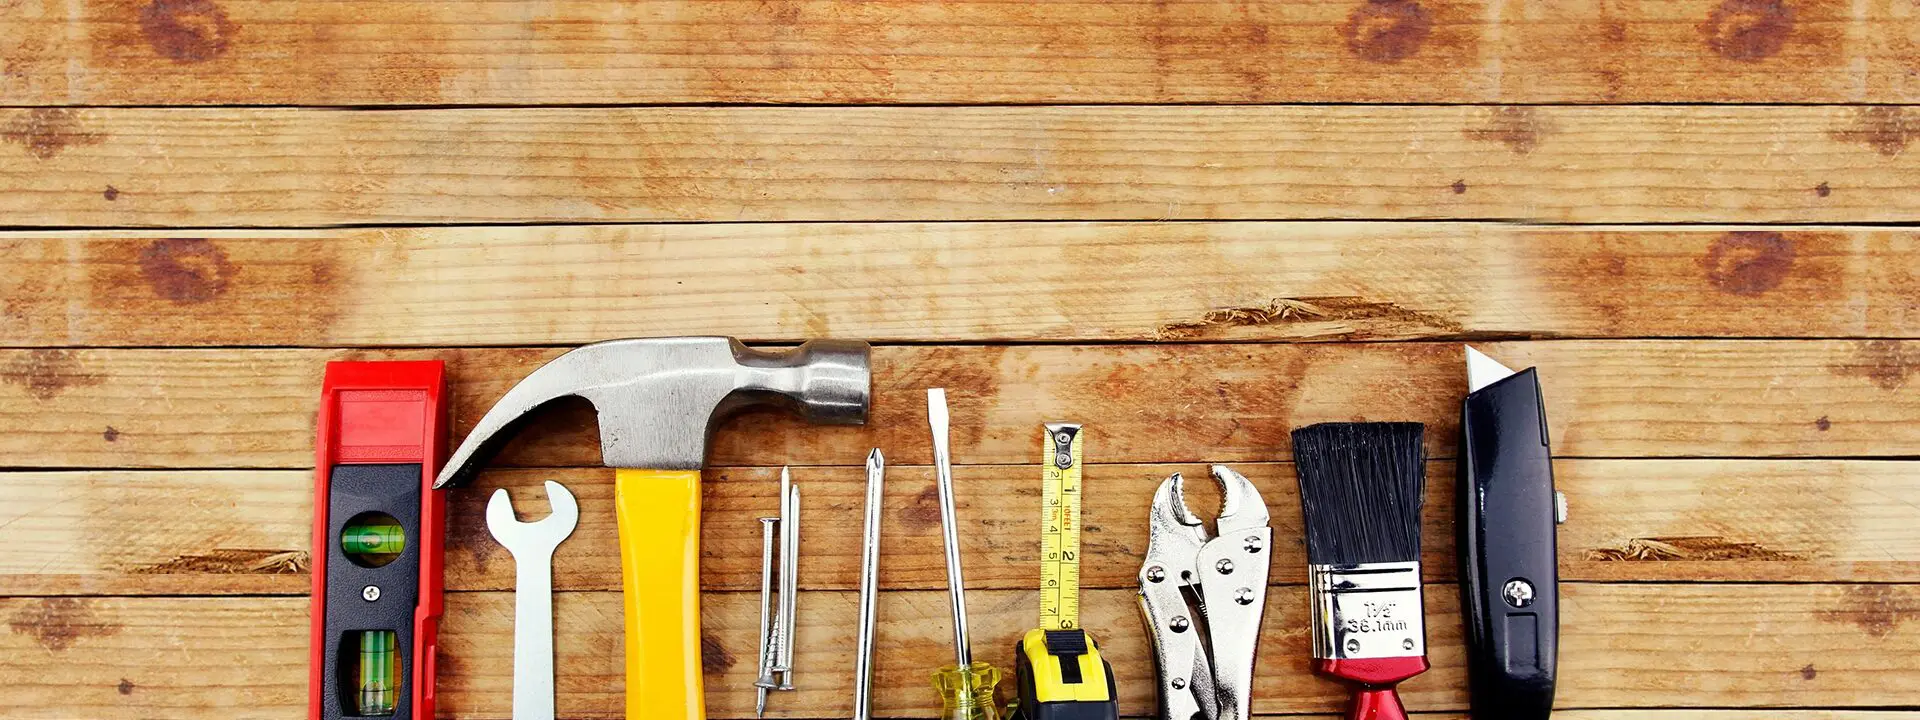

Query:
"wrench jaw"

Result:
[[1164, 473, 1206, 530], [1148, 474, 1212, 557], [485, 481, 582, 556], [485, 489, 517, 542], [1209, 465, 1270, 536]]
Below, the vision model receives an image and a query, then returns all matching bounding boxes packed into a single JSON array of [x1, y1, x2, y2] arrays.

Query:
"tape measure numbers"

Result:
[[1039, 422, 1084, 631]]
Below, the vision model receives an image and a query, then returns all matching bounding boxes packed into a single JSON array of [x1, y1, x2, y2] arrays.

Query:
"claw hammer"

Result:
[[434, 337, 872, 720]]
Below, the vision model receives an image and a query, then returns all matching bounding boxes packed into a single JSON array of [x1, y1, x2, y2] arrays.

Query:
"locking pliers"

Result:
[[1137, 465, 1273, 720]]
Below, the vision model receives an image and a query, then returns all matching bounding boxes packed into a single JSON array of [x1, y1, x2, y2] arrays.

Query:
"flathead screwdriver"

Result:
[[927, 388, 1003, 720]]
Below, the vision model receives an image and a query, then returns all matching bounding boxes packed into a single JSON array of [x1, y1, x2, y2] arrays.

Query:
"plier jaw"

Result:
[[1138, 466, 1275, 720]]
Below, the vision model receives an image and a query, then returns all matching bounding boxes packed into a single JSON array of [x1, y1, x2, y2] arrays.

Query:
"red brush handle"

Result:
[[1349, 687, 1408, 720], [1314, 656, 1427, 720]]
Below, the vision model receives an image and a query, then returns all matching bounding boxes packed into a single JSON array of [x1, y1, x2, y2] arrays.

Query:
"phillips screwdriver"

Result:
[[853, 449, 885, 720], [927, 388, 1004, 720]]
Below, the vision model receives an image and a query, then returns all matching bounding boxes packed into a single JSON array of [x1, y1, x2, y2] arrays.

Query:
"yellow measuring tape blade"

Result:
[[1039, 423, 1084, 631]]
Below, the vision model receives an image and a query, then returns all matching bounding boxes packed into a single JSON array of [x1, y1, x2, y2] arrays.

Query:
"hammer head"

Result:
[[435, 337, 870, 488]]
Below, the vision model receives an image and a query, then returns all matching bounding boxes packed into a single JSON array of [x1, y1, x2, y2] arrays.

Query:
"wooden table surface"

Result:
[[3, 1, 1919, 718]]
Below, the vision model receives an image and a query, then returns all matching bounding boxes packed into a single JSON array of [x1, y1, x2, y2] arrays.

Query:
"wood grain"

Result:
[[3, 0, 1913, 712], [4, 107, 1917, 226], [5, 460, 1916, 596], [2, 0, 1915, 105], [5, 225, 1914, 347], [2, 584, 1913, 718], [0, 341, 1913, 470]]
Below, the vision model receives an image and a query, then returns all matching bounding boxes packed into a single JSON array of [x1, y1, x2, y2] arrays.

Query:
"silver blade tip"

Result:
[[1465, 345, 1517, 393]]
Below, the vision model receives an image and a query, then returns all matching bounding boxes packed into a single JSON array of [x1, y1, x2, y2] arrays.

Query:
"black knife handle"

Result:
[[1457, 367, 1558, 719]]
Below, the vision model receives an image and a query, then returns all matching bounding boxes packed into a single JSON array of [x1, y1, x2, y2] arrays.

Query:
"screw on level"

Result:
[[361, 585, 381, 602], [1169, 616, 1190, 633], [1215, 558, 1234, 574], [1233, 587, 1255, 605], [1145, 565, 1165, 583], [1243, 536, 1263, 553], [1403, 638, 1416, 650], [1345, 638, 1361, 653]]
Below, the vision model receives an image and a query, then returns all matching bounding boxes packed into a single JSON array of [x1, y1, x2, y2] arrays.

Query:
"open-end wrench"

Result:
[[487, 480, 580, 720]]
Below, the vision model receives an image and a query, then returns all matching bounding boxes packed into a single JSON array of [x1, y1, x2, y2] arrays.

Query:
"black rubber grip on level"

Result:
[[320, 463, 422, 720]]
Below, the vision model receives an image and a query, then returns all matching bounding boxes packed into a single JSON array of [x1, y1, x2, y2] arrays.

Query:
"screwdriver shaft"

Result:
[[927, 388, 972, 670], [853, 449, 885, 720]]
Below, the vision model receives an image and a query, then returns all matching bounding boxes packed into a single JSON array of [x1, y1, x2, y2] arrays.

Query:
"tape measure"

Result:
[[1039, 422, 1084, 631], [1013, 423, 1117, 720]]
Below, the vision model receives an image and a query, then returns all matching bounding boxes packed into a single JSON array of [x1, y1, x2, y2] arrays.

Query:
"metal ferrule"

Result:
[[1309, 562, 1426, 660]]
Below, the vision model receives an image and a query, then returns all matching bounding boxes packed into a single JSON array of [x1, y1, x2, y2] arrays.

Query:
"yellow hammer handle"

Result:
[[614, 468, 706, 720]]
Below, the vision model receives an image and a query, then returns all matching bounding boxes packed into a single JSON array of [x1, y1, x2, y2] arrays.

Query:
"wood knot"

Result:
[[1700, 231, 1794, 296], [1700, 0, 1793, 61], [1341, 0, 1431, 63], [139, 0, 237, 63]]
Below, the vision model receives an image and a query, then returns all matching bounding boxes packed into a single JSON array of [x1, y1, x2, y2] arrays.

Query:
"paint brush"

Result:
[[1291, 422, 1429, 720]]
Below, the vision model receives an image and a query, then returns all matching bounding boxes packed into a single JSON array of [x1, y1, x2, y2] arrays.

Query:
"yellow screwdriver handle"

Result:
[[614, 468, 706, 720], [933, 662, 1004, 720]]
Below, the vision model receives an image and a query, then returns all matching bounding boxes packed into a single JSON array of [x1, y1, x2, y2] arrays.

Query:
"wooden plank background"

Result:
[[3, 0, 1919, 718]]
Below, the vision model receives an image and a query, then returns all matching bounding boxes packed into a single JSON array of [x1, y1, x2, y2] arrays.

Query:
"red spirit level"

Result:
[[310, 361, 449, 720]]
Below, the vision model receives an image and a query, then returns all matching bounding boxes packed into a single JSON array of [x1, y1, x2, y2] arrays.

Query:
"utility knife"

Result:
[[1457, 346, 1561, 719]]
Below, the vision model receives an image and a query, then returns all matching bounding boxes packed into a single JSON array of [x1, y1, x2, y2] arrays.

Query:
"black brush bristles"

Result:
[[1291, 422, 1427, 566]]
